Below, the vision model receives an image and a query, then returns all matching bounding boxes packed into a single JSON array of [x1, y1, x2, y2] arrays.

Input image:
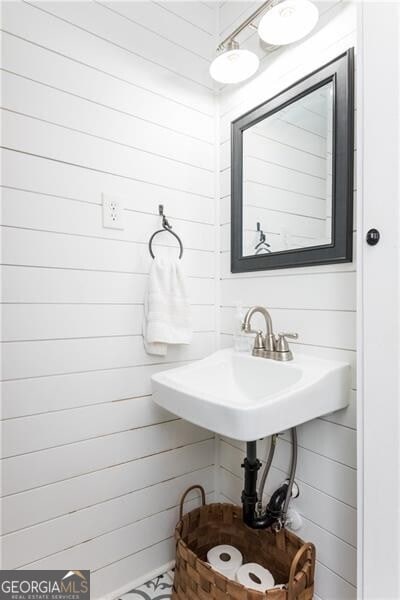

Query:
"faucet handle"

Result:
[[253, 331, 265, 351], [241, 322, 258, 335], [276, 332, 298, 355], [277, 332, 299, 340], [240, 323, 265, 355]]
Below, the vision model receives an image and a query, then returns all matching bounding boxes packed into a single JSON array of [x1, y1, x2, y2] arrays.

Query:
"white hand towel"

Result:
[[143, 256, 192, 356]]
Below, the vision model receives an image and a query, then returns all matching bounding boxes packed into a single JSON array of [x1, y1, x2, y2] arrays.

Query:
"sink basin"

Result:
[[151, 349, 350, 441]]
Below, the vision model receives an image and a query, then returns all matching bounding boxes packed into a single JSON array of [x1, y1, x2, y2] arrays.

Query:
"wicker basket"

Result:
[[173, 485, 316, 600]]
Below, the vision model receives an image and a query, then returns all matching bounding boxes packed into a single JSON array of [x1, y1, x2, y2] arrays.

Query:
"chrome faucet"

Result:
[[242, 306, 298, 361]]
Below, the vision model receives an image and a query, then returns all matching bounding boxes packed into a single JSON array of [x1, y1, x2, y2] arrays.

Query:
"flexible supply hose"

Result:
[[257, 434, 277, 512], [282, 428, 298, 522], [257, 428, 298, 524]]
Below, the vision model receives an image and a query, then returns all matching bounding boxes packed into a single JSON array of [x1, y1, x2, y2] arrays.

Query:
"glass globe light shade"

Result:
[[210, 44, 260, 84], [258, 0, 319, 46]]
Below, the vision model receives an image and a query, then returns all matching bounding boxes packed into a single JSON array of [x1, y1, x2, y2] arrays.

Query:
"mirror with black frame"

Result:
[[231, 49, 354, 273]]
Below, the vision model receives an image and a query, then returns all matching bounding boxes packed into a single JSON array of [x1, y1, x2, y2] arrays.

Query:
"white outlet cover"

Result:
[[102, 194, 124, 230]]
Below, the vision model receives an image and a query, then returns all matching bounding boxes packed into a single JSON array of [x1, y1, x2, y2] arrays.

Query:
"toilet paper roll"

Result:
[[207, 545, 243, 580], [236, 563, 275, 591]]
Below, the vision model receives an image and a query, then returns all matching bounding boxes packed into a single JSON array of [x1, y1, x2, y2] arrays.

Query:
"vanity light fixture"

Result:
[[210, 0, 319, 84]]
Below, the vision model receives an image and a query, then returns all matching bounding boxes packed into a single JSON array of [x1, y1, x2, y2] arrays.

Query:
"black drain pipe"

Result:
[[241, 442, 260, 526], [241, 441, 276, 530], [242, 438, 297, 530]]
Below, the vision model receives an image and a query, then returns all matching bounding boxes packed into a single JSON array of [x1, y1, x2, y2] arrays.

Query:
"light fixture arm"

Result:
[[217, 0, 274, 51]]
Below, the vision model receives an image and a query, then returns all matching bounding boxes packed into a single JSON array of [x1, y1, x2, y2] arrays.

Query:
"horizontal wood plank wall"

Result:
[[217, 2, 357, 600], [0, 1, 217, 597]]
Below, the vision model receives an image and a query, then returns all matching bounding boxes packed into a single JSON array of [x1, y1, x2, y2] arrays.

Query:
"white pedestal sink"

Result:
[[151, 349, 350, 441]]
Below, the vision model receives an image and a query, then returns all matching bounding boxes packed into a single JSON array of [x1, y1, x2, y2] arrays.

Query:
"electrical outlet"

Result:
[[102, 194, 124, 230]]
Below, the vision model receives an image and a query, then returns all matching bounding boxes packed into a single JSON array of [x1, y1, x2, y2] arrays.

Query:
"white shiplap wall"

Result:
[[1, 2, 359, 599], [0, 1, 217, 597], [217, 2, 357, 600]]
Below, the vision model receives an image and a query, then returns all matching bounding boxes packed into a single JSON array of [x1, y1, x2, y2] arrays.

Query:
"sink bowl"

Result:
[[151, 349, 350, 441]]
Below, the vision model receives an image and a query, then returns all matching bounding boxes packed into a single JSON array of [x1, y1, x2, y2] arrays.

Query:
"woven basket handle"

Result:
[[179, 485, 206, 520], [287, 542, 316, 599]]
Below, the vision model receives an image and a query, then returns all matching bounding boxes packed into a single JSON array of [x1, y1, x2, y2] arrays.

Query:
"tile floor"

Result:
[[118, 570, 174, 600]]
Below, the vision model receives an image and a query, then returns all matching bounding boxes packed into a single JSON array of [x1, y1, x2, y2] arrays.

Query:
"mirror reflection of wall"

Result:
[[242, 81, 333, 257]]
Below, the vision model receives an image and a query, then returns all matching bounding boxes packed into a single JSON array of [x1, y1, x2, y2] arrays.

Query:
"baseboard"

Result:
[[99, 560, 175, 600]]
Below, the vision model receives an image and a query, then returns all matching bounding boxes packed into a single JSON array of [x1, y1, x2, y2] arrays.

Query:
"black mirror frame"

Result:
[[231, 48, 354, 273]]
